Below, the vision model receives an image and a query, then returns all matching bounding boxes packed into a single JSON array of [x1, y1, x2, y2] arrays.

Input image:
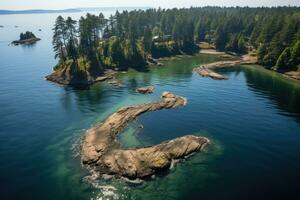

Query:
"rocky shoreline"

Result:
[[12, 37, 41, 45], [81, 92, 210, 180], [194, 54, 257, 80], [45, 69, 118, 86], [193, 66, 229, 80], [11, 37, 41, 45]]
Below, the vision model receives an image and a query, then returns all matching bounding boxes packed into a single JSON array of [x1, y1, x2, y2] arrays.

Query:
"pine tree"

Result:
[[290, 41, 300, 69], [52, 16, 67, 63], [215, 25, 227, 50], [276, 47, 292, 70], [194, 19, 206, 42], [65, 17, 78, 62], [143, 26, 153, 54]]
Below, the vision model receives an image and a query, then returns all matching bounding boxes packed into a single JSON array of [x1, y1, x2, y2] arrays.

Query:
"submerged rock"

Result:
[[136, 86, 155, 94], [81, 92, 209, 179]]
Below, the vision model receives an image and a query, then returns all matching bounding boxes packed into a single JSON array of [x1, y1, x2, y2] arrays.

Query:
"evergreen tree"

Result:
[[215, 25, 227, 50], [290, 41, 300, 69], [52, 16, 67, 63], [51, 7, 300, 74], [143, 26, 153, 54], [194, 19, 206, 42], [65, 17, 78, 62], [276, 47, 292, 70]]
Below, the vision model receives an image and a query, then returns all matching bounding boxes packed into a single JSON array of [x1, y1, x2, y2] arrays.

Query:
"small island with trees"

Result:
[[46, 7, 300, 86], [12, 31, 41, 45]]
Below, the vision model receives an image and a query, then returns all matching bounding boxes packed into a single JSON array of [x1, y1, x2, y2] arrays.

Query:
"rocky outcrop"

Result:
[[95, 70, 116, 82], [12, 31, 41, 45], [81, 92, 210, 179], [12, 37, 41, 45], [147, 57, 164, 67], [108, 79, 123, 87], [136, 86, 155, 94], [193, 66, 228, 80], [100, 135, 209, 178], [46, 68, 117, 86], [194, 54, 257, 80]]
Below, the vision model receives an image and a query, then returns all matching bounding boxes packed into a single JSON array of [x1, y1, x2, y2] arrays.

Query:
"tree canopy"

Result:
[[52, 6, 300, 77]]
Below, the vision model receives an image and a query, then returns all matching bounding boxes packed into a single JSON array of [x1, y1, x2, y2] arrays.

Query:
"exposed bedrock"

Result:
[[81, 92, 210, 179], [136, 86, 155, 94], [194, 54, 257, 80], [193, 66, 228, 80]]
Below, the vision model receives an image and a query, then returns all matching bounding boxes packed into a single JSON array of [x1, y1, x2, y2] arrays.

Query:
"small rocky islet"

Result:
[[12, 31, 41, 45], [136, 86, 155, 94]]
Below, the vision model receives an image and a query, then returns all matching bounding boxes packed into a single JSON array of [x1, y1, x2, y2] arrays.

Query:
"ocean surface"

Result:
[[1, 9, 300, 200]]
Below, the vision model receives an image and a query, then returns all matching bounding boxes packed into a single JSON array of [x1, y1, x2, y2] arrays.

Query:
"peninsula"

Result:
[[194, 54, 258, 80], [46, 7, 300, 86]]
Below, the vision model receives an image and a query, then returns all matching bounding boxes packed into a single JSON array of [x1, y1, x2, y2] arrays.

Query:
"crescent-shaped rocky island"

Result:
[[81, 92, 210, 180]]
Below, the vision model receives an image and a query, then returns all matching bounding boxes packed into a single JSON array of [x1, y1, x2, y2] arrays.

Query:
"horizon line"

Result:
[[1, 5, 300, 12]]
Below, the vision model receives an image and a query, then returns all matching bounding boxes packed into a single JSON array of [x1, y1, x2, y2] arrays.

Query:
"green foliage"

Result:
[[215, 25, 227, 51], [52, 7, 300, 75], [276, 41, 300, 71], [52, 16, 67, 61], [151, 41, 179, 58], [102, 36, 124, 68], [194, 19, 206, 42], [276, 47, 292, 70], [20, 31, 36, 40]]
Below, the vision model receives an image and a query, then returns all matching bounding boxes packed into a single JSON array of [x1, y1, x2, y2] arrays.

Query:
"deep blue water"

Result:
[[1, 11, 300, 200]]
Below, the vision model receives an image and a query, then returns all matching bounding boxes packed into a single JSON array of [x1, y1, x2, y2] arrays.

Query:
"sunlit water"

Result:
[[1, 10, 300, 200]]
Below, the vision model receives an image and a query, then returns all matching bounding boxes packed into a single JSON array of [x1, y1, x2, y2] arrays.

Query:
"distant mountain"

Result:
[[0, 9, 81, 15], [0, 7, 151, 15]]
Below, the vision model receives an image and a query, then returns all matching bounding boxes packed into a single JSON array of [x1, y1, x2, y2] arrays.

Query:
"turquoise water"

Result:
[[1, 11, 300, 200]]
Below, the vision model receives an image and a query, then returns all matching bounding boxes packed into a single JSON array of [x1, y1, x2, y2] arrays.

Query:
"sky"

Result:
[[0, 0, 299, 10]]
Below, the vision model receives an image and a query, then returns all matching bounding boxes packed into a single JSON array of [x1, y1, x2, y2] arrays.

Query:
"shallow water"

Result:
[[1, 11, 300, 200]]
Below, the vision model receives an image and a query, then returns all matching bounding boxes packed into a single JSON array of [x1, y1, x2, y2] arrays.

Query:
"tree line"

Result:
[[52, 6, 300, 76]]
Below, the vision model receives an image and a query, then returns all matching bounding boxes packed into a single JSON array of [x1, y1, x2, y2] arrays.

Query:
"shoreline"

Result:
[[12, 37, 41, 45], [194, 52, 257, 80], [45, 69, 119, 87], [46, 50, 299, 86], [199, 50, 300, 82]]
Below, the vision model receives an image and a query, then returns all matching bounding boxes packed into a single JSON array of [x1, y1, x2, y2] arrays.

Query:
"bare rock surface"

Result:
[[194, 54, 257, 80], [108, 79, 123, 87], [136, 86, 155, 94], [81, 92, 210, 179], [46, 69, 118, 86], [193, 66, 229, 80], [95, 70, 116, 82]]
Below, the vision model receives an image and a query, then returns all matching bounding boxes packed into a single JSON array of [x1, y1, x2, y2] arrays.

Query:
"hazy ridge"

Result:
[[0, 7, 151, 15]]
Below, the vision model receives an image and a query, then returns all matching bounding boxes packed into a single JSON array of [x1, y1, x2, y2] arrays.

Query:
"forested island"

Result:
[[46, 7, 300, 86], [12, 31, 41, 45]]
